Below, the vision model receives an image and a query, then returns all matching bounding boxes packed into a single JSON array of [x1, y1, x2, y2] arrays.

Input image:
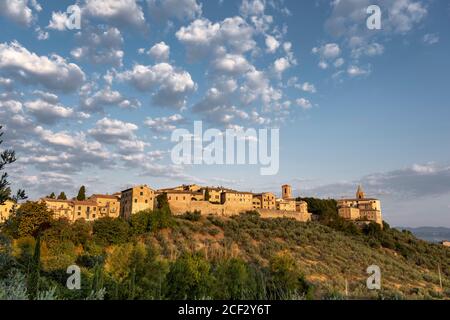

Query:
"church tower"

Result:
[[356, 185, 365, 199], [282, 185, 292, 200]]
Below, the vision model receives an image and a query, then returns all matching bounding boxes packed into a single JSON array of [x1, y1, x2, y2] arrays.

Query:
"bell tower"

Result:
[[356, 185, 365, 199], [282, 185, 292, 200]]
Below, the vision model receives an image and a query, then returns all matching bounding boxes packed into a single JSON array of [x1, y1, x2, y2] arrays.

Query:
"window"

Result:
[[134, 199, 137, 203], [145, 200, 148, 203], [140, 192, 143, 196]]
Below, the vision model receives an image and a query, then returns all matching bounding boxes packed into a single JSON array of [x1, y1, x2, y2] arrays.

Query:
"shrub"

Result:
[[93, 218, 129, 245]]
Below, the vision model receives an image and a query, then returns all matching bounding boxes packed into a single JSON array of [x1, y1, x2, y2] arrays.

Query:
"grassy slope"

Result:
[[145, 214, 450, 299]]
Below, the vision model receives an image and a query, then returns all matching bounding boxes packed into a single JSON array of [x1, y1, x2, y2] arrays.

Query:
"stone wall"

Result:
[[256, 209, 312, 222]]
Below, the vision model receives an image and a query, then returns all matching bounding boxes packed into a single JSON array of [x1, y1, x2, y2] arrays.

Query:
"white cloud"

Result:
[[423, 33, 439, 45], [148, 41, 170, 61], [265, 35, 280, 53], [347, 65, 370, 77], [312, 43, 341, 60], [334, 57, 345, 68], [88, 117, 138, 143], [81, 85, 141, 112], [144, 114, 184, 132], [118, 63, 196, 109], [176, 17, 256, 59], [71, 27, 124, 67], [296, 98, 312, 109], [0, 41, 85, 92], [351, 43, 384, 58], [47, 11, 69, 31], [84, 0, 146, 29], [0, 0, 38, 26], [273, 57, 290, 75], [147, 0, 202, 21], [240, 0, 266, 17], [24, 99, 74, 125], [299, 82, 316, 93], [212, 54, 251, 75]]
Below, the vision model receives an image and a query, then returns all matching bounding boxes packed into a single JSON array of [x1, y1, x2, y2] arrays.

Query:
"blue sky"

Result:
[[1, 0, 449, 227]]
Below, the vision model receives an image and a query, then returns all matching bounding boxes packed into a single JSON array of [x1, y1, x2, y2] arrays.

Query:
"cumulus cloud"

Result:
[[71, 27, 124, 67], [80, 85, 141, 113], [347, 65, 370, 77], [0, 41, 85, 92], [144, 114, 184, 132], [148, 41, 170, 61], [296, 98, 312, 109], [88, 117, 138, 144], [47, 11, 71, 31], [0, 0, 41, 26], [83, 0, 146, 29], [265, 35, 280, 53], [176, 17, 256, 59], [147, 0, 202, 21], [117, 62, 196, 109], [212, 54, 252, 76], [24, 99, 75, 125]]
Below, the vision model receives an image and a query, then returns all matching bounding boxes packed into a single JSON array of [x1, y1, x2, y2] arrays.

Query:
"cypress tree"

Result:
[[57, 192, 67, 200], [76, 186, 86, 201]]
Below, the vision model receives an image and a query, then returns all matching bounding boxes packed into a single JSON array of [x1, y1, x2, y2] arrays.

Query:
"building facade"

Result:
[[0, 200, 15, 223], [120, 185, 155, 219], [337, 185, 383, 226]]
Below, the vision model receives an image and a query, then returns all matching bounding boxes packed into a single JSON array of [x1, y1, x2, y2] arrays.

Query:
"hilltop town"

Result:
[[1, 184, 383, 227]]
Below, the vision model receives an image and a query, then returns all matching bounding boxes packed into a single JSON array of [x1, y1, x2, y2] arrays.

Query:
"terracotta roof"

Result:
[[90, 194, 119, 200], [73, 200, 97, 205], [42, 198, 73, 203]]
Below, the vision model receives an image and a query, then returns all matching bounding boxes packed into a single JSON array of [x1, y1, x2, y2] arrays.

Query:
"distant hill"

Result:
[[396, 227, 450, 243]]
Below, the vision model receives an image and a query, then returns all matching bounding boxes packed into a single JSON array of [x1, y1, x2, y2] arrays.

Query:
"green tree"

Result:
[[6, 201, 54, 238], [0, 125, 26, 204], [164, 252, 212, 299], [93, 217, 129, 245], [57, 192, 67, 200], [156, 192, 169, 210], [76, 186, 86, 201], [27, 235, 41, 299], [151, 193, 173, 231], [213, 258, 254, 299], [204, 188, 210, 202], [268, 251, 312, 299], [129, 209, 152, 235], [47, 192, 56, 199]]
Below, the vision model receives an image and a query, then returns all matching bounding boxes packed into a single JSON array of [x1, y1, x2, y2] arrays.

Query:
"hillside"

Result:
[[144, 214, 449, 299], [1, 200, 449, 300]]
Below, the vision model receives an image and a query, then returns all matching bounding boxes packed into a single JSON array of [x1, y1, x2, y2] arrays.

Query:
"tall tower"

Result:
[[356, 185, 365, 199], [282, 185, 292, 200]]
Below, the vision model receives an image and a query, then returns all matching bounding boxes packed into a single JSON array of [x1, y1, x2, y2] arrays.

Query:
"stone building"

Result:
[[0, 200, 15, 223], [89, 194, 121, 218], [43, 193, 121, 222], [337, 185, 383, 226], [253, 192, 276, 210], [120, 185, 155, 219]]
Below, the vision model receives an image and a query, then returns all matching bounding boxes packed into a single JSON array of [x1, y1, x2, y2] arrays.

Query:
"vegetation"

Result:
[[76, 186, 86, 201], [0, 125, 26, 204], [0, 197, 448, 300]]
